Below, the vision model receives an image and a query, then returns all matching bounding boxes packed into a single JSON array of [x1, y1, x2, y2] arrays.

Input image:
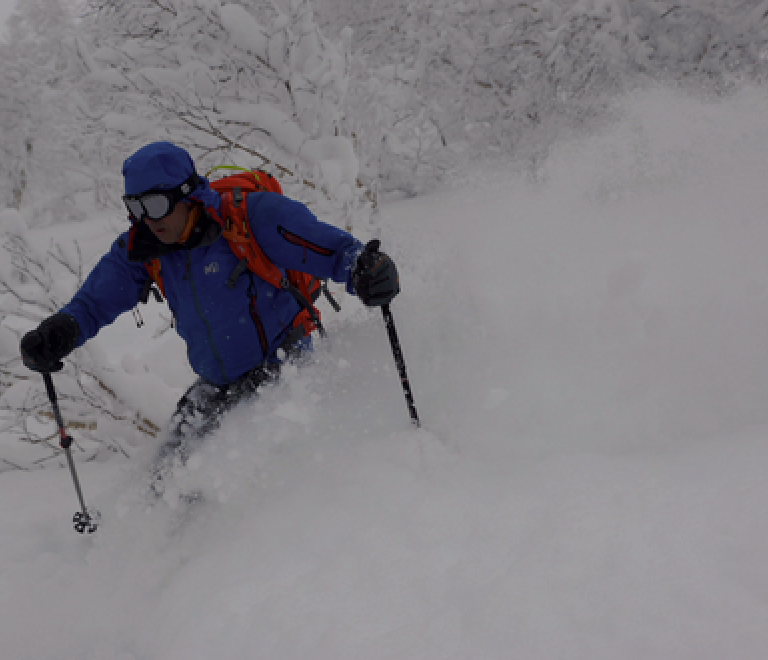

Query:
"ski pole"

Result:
[[381, 304, 420, 427], [42, 372, 98, 534]]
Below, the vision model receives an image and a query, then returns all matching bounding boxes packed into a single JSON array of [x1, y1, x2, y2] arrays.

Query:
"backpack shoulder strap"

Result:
[[144, 258, 164, 298], [218, 189, 284, 289], [217, 189, 325, 337]]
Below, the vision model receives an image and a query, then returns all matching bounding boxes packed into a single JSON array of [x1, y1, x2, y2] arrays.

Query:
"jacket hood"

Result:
[[188, 176, 221, 215], [122, 141, 222, 217], [123, 142, 197, 195]]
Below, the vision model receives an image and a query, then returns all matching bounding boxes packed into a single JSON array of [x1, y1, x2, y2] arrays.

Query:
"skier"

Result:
[[19, 141, 399, 486]]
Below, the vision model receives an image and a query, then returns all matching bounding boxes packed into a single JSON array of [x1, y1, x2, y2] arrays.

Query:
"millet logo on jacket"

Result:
[[205, 262, 219, 275]]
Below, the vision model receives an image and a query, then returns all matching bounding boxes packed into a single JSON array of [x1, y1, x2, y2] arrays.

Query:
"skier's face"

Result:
[[146, 200, 191, 244]]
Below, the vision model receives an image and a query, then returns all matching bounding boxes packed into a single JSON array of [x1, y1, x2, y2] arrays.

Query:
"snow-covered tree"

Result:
[[4, 0, 767, 208], [73, 0, 357, 208], [0, 0, 90, 224], [317, 0, 768, 196], [0, 210, 160, 471]]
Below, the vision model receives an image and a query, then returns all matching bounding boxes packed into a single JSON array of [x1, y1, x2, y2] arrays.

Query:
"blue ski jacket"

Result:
[[61, 189, 363, 385]]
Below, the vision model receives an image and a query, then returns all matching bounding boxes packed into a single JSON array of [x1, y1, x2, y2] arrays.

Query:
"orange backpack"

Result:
[[143, 169, 335, 339]]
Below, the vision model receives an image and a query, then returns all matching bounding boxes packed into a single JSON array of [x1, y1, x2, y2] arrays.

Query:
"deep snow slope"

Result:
[[2, 86, 768, 659]]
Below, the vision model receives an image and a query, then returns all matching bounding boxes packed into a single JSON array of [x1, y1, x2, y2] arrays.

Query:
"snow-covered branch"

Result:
[[0, 211, 160, 471]]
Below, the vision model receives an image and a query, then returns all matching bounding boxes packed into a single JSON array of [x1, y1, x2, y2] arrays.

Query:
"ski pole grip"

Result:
[[364, 239, 380, 254]]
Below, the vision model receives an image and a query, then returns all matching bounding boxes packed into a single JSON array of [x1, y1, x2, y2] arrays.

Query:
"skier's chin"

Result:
[[152, 228, 177, 244]]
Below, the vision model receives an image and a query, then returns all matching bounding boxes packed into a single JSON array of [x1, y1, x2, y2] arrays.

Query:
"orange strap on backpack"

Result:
[[217, 183, 324, 337], [145, 258, 164, 297]]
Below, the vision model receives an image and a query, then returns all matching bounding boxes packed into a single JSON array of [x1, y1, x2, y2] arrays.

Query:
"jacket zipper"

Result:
[[187, 251, 227, 383], [247, 274, 270, 357], [277, 226, 334, 263], [248, 297, 269, 357]]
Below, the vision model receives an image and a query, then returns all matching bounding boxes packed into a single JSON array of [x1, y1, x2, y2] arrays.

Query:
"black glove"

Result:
[[352, 239, 400, 307], [20, 313, 79, 373]]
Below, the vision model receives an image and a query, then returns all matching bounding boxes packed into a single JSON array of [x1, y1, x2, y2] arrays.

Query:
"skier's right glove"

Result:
[[352, 239, 400, 307], [20, 313, 79, 373]]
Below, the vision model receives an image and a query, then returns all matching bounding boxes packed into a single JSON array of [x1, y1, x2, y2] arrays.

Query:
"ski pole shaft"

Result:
[[63, 442, 88, 514], [43, 373, 90, 520], [381, 304, 420, 427], [43, 372, 66, 432]]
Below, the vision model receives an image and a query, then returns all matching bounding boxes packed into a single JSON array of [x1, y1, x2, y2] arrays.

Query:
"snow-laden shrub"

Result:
[[0, 0, 92, 225], [316, 0, 768, 196], [76, 0, 357, 207], [0, 211, 160, 471], [0, 0, 360, 224], [5, 0, 766, 209]]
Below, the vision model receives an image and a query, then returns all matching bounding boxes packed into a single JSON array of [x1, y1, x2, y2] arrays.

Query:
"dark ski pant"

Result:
[[150, 361, 280, 493], [149, 332, 310, 496]]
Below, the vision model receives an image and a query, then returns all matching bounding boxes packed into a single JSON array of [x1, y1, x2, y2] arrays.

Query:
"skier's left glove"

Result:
[[20, 313, 79, 373], [352, 240, 400, 307]]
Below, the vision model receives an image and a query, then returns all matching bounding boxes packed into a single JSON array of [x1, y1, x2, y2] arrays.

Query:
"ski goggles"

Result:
[[122, 172, 199, 221]]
